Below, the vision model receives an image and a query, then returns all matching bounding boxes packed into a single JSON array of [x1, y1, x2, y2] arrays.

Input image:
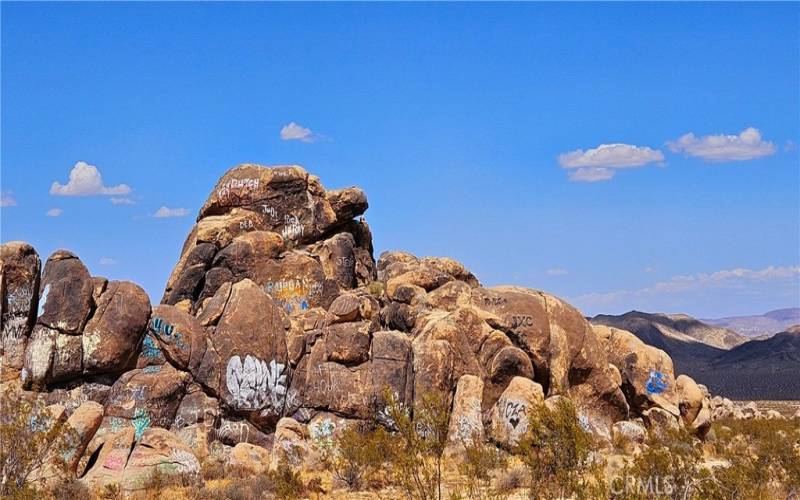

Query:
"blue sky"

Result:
[[2, 2, 798, 318]]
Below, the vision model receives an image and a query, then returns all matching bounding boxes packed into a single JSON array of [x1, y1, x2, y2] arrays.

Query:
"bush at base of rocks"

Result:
[[516, 397, 599, 500], [326, 422, 391, 490]]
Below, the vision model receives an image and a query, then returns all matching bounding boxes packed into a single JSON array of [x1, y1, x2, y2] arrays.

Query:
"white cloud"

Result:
[[99, 257, 116, 266], [567, 167, 616, 182], [558, 143, 664, 182], [153, 206, 190, 218], [46, 208, 62, 217], [667, 127, 775, 161], [546, 268, 569, 276], [280, 122, 318, 143], [1, 191, 17, 207], [573, 265, 800, 313], [50, 161, 131, 196], [110, 197, 135, 205]]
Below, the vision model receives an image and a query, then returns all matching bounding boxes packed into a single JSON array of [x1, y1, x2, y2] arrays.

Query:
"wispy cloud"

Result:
[[99, 257, 116, 266], [153, 206, 190, 218], [51, 161, 131, 196], [46, 208, 62, 217], [567, 167, 615, 182], [280, 122, 321, 143], [110, 197, 135, 205], [0, 191, 17, 207], [667, 127, 775, 162], [573, 265, 800, 313], [546, 268, 569, 276], [558, 143, 664, 182]]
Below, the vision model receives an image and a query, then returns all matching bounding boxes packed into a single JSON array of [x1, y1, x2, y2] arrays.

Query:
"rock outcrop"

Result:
[[0, 163, 735, 491]]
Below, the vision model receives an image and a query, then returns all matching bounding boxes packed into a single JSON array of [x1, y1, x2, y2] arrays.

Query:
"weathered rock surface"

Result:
[[1, 242, 41, 374], [446, 374, 484, 449], [227, 442, 270, 474], [489, 376, 544, 449], [82, 281, 151, 375], [2, 163, 740, 493], [594, 324, 679, 417]]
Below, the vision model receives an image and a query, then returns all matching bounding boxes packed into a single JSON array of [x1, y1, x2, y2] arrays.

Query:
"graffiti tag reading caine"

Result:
[[646, 370, 668, 395], [225, 355, 288, 412]]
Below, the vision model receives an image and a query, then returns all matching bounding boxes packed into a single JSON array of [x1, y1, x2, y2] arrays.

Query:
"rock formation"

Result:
[[0, 163, 720, 491]]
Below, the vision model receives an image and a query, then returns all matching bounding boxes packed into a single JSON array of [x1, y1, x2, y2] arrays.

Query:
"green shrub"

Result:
[[268, 459, 305, 499], [328, 421, 390, 490], [0, 386, 78, 497], [380, 389, 451, 500], [516, 397, 597, 499], [368, 281, 385, 297], [456, 438, 508, 500]]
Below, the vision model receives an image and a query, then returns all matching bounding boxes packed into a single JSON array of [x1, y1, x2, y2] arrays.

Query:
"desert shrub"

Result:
[[613, 426, 726, 500], [268, 459, 305, 499], [200, 457, 226, 481], [48, 478, 91, 498], [99, 482, 123, 499], [456, 438, 508, 499], [0, 386, 78, 498], [328, 421, 390, 489], [368, 281, 385, 297], [706, 417, 800, 498], [494, 465, 527, 494], [380, 389, 451, 500], [190, 475, 274, 500], [516, 397, 597, 500], [143, 467, 202, 495]]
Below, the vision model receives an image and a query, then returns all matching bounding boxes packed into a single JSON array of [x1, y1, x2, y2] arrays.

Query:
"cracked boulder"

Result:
[[1, 241, 41, 374], [82, 281, 151, 375]]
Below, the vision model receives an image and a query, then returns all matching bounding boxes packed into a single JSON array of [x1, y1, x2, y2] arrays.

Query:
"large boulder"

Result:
[[271, 417, 309, 469], [489, 376, 544, 449], [83, 281, 151, 375], [102, 364, 191, 439], [121, 428, 200, 492], [1, 242, 41, 373], [194, 279, 290, 420], [227, 442, 270, 475], [162, 164, 375, 313], [594, 324, 680, 418], [446, 374, 484, 450], [147, 305, 206, 372], [36, 250, 93, 335]]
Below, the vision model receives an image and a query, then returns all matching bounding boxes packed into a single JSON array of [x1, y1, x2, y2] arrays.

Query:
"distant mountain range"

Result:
[[591, 311, 800, 400], [702, 307, 800, 338]]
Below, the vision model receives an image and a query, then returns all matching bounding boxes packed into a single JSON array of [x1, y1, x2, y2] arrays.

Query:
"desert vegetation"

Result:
[[3, 385, 798, 500]]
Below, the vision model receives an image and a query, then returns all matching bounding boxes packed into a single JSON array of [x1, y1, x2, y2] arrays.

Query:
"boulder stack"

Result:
[[0, 163, 730, 490]]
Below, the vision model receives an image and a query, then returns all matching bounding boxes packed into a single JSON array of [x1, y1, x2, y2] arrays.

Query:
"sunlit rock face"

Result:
[[1, 163, 717, 489]]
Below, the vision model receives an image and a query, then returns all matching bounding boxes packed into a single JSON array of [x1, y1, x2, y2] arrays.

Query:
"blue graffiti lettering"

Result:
[[646, 370, 668, 394]]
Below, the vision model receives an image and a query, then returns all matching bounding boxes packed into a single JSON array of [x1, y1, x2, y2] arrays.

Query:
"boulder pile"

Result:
[[1, 163, 723, 491]]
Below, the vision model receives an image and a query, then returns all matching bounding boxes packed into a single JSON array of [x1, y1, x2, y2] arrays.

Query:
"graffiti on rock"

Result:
[[499, 398, 527, 430], [646, 370, 668, 395], [264, 278, 321, 314], [36, 284, 49, 317], [225, 355, 287, 411], [217, 178, 260, 206], [150, 317, 188, 350], [141, 334, 162, 359], [132, 408, 151, 440]]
